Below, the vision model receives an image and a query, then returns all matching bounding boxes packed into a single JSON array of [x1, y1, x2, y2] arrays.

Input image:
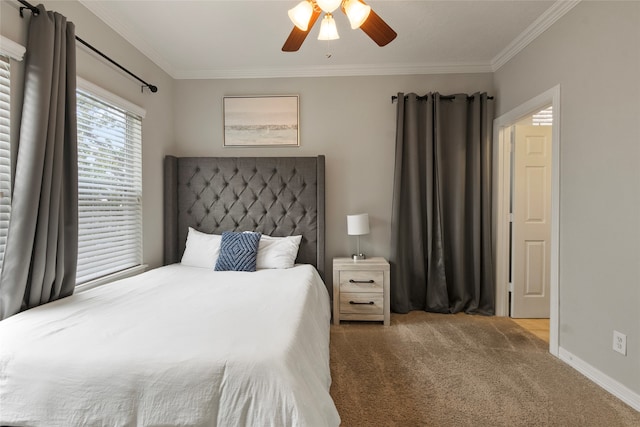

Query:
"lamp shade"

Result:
[[318, 13, 340, 40], [288, 1, 314, 31], [343, 0, 371, 29], [316, 0, 342, 13], [347, 213, 370, 236]]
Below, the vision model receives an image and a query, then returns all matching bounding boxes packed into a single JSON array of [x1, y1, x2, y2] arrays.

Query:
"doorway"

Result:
[[493, 85, 560, 356], [511, 318, 550, 343]]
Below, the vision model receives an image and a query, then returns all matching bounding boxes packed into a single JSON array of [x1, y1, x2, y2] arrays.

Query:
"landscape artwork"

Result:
[[223, 96, 299, 147]]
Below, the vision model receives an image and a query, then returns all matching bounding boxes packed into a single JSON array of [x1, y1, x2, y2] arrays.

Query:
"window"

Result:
[[0, 55, 11, 269], [532, 106, 553, 126], [76, 83, 143, 284]]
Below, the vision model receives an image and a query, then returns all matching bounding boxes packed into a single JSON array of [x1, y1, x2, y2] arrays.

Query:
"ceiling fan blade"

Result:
[[282, 9, 322, 52], [359, 8, 397, 47]]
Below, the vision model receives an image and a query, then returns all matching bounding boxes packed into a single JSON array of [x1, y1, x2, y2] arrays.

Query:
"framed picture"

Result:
[[223, 95, 300, 147]]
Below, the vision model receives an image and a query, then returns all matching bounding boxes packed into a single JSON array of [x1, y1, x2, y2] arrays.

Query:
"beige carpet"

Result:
[[329, 311, 640, 427]]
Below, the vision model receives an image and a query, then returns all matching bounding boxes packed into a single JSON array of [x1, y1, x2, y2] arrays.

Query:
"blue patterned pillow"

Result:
[[214, 231, 261, 272]]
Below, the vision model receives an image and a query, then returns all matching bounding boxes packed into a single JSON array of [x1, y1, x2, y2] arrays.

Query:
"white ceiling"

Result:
[[78, 0, 577, 79]]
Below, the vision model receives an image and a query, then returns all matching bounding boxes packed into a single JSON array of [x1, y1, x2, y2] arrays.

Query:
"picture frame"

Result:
[[223, 95, 300, 147]]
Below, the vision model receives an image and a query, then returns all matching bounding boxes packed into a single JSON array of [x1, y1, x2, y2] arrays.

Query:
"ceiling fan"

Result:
[[282, 0, 397, 52]]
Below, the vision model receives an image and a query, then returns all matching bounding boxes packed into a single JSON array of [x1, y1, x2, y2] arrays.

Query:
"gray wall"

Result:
[[173, 74, 494, 285], [0, 0, 175, 270], [494, 1, 640, 394]]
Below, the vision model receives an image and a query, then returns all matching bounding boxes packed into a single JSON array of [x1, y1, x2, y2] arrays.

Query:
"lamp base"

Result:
[[352, 253, 366, 261]]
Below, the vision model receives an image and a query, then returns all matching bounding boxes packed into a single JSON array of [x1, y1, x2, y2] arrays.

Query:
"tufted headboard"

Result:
[[163, 156, 325, 279]]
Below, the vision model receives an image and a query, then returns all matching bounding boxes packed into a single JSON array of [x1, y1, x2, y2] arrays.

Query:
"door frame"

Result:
[[493, 85, 561, 356]]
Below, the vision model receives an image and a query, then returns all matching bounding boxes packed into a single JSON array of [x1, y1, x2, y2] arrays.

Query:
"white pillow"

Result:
[[181, 227, 222, 268], [256, 234, 303, 269]]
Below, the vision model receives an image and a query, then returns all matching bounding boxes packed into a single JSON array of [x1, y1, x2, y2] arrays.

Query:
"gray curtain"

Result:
[[0, 5, 78, 320], [390, 92, 494, 315]]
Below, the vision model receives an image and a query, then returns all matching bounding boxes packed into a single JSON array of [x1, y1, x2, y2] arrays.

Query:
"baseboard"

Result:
[[558, 347, 640, 412]]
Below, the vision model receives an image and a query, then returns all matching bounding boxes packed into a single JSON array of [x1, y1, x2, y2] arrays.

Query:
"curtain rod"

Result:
[[391, 94, 494, 103], [17, 0, 158, 93]]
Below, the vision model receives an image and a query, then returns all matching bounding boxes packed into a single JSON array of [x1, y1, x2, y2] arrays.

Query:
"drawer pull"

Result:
[[349, 301, 375, 305], [349, 279, 375, 284]]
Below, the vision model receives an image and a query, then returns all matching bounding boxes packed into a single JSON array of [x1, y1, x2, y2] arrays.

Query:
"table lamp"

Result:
[[347, 213, 370, 261]]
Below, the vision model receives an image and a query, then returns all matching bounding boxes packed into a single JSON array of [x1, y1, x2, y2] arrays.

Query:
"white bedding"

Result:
[[0, 264, 340, 427]]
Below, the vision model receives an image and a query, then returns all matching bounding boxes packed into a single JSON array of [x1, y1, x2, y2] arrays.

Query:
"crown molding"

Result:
[[491, 0, 581, 71], [174, 62, 494, 80]]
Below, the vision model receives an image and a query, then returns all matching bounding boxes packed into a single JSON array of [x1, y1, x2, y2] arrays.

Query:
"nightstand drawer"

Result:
[[340, 292, 384, 315], [339, 271, 384, 292]]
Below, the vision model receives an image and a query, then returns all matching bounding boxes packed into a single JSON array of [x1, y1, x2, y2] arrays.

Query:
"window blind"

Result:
[[0, 56, 11, 269], [76, 89, 142, 284]]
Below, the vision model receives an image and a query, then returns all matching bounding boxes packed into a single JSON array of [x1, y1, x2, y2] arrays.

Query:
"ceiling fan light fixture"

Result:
[[282, 0, 396, 51], [288, 0, 314, 31], [316, 0, 342, 13], [344, 0, 371, 29], [318, 13, 340, 40]]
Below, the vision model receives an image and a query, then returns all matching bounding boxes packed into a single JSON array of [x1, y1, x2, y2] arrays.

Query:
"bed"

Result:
[[0, 156, 340, 426]]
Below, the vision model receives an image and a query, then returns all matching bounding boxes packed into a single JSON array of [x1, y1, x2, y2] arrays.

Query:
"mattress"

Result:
[[0, 264, 340, 426]]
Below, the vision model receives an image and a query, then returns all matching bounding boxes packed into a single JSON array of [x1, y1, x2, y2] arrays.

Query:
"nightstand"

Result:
[[333, 257, 390, 326]]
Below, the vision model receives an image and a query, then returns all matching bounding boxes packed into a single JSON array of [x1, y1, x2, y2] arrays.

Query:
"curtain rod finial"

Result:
[[141, 84, 158, 94]]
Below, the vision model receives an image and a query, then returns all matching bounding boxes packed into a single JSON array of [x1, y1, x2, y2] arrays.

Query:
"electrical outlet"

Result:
[[613, 331, 627, 356]]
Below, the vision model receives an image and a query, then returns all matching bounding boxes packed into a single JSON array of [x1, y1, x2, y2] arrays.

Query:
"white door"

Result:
[[511, 125, 552, 318]]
